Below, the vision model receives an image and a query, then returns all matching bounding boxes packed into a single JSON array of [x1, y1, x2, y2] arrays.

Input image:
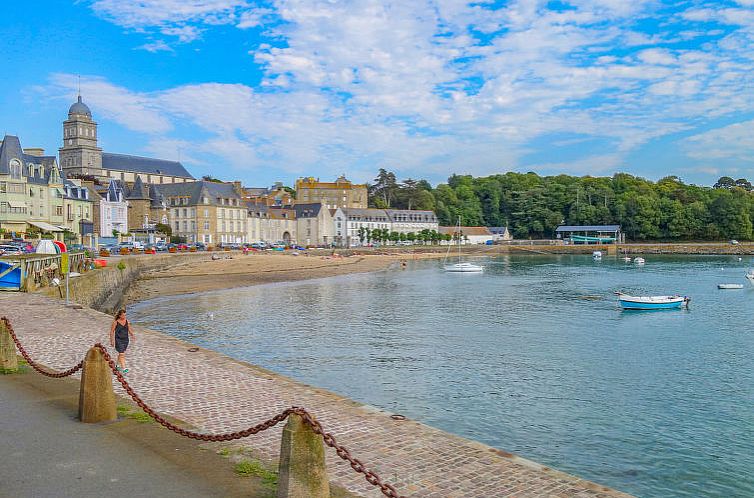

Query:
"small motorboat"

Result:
[[718, 283, 744, 289], [616, 292, 690, 310], [444, 262, 484, 273], [634, 257, 645, 265], [746, 270, 754, 286], [592, 251, 602, 260]]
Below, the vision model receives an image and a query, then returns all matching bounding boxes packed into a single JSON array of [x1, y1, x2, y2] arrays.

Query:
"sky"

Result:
[[1, 0, 753, 188]]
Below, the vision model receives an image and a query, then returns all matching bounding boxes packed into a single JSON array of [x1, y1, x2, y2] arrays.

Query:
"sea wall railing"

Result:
[[0, 252, 89, 292], [0, 316, 405, 498]]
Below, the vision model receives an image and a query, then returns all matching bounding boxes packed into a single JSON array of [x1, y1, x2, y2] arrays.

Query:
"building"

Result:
[[294, 203, 334, 246], [61, 178, 94, 244], [385, 209, 438, 235], [295, 175, 368, 209], [239, 182, 294, 206], [0, 135, 68, 240], [439, 226, 494, 245], [156, 181, 246, 245], [488, 226, 512, 241], [332, 208, 393, 247], [93, 180, 128, 238], [59, 94, 194, 185], [266, 206, 297, 244], [555, 225, 622, 244]]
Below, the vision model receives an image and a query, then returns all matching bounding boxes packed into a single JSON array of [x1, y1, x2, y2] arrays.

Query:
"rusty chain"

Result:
[[1, 316, 405, 498], [1, 317, 83, 378]]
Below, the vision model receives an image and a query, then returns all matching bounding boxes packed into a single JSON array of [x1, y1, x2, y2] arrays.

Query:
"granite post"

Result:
[[277, 413, 330, 498]]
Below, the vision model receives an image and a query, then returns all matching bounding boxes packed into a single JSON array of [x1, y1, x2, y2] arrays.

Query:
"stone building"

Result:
[[59, 95, 194, 185], [156, 181, 246, 245], [295, 175, 367, 209], [294, 203, 334, 246]]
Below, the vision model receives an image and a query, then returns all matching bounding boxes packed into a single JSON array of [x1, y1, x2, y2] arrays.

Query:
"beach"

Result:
[[124, 251, 446, 305]]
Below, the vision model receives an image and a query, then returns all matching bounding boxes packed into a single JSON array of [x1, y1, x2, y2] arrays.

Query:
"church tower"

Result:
[[59, 95, 103, 178]]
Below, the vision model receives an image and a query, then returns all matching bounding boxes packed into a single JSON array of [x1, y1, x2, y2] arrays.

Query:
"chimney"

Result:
[[23, 147, 45, 157]]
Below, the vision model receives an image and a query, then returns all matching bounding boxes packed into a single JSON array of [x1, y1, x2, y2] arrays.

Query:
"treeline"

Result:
[[368, 169, 754, 241]]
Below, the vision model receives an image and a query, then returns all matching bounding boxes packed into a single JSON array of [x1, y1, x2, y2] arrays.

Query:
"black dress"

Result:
[[114, 320, 130, 353]]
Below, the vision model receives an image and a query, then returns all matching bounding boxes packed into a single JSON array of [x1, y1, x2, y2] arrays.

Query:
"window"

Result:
[[56, 205, 63, 216], [203, 209, 208, 217], [183, 208, 187, 217], [204, 221, 209, 230], [175, 221, 179, 231], [191, 221, 195, 231], [9, 159, 22, 179]]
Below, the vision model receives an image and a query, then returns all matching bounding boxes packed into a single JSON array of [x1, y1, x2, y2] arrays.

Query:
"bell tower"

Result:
[[59, 94, 103, 178]]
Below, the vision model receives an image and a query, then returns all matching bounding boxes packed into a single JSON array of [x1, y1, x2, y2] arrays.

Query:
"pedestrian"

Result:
[[109, 309, 134, 373]]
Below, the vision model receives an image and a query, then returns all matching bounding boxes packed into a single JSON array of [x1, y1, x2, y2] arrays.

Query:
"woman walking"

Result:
[[110, 309, 135, 373]]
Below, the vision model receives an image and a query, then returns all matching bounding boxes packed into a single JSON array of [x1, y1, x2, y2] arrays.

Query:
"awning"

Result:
[[56, 225, 71, 231], [7, 200, 26, 209], [27, 221, 64, 232]]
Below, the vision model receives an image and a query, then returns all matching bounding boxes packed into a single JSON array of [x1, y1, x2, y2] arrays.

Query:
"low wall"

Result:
[[41, 253, 212, 313]]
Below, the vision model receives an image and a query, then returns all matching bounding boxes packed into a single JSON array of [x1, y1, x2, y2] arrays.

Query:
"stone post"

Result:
[[277, 413, 330, 498], [78, 347, 117, 423], [0, 320, 18, 374]]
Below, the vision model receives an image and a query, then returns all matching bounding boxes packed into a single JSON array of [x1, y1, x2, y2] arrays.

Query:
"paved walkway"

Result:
[[1, 293, 633, 498]]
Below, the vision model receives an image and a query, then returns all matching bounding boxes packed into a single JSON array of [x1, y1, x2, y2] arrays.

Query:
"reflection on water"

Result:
[[131, 255, 754, 498]]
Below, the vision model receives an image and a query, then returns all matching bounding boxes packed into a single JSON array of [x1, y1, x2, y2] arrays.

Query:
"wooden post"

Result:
[[0, 320, 18, 374], [277, 413, 330, 498], [78, 347, 117, 423]]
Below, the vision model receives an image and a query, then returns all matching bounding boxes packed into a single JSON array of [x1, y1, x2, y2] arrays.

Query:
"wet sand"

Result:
[[124, 251, 444, 305]]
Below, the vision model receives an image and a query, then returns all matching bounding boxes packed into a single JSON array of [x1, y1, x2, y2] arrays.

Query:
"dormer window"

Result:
[[9, 159, 22, 179]]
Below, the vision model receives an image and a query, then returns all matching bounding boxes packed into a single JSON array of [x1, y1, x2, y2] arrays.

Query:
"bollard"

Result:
[[277, 413, 330, 498], [0, 320, 19, 373], [78, 347, 117, 423]]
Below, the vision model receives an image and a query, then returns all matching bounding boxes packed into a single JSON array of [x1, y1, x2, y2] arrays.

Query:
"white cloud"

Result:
[[137, 40, 174, 53], [685, 120, 754, 162], [66, 0, 754, 182]]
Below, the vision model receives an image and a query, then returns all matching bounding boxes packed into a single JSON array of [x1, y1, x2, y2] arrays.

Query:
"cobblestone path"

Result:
[[1, 293, 633, 498]]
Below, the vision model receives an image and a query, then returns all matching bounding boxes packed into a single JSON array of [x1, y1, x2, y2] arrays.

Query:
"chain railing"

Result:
[[1, 316, 405, 498]]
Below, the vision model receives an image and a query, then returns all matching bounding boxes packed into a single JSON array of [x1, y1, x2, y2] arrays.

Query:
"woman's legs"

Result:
[[117, 352, 126, 370]]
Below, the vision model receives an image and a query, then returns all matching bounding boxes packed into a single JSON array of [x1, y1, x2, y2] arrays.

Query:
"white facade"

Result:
[[333, 208, 438, 247], [100, 180, 127, 236]]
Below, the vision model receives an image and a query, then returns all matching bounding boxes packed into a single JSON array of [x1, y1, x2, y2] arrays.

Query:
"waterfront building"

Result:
[[555, 224, 623, 244], [0, 135, 68, 240], [333, 207, 391, 247], [59, 95, 194, 185], [61, 178, 94, 244], [294, 203, 334, 246], [488, 226, 512, 241], [156, 181, 246, 245], [439, 226, 494, 245], [266, 206, 297, 244], [295, 175, 368, 209], [385, 209, 439, 236], [91, 180, 128, 238]]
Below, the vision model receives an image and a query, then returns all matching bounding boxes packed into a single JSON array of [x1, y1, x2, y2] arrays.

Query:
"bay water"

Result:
[[130, 255, 754, 498]]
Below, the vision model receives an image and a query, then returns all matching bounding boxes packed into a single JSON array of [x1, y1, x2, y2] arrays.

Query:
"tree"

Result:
[[713, 176, 736, 189], [155, 223, 172, 237], [369, 169, 399, 208]]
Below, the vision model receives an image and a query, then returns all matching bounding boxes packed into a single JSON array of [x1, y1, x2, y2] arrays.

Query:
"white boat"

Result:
[[718, 283, 744, 289], [634, 257, 645, 265], [443, 216, 484, 273], [746, 270, 754, 286], [622, 256, 632, 262], [592, 251, 602, 260], [616, 293, 689, 310]]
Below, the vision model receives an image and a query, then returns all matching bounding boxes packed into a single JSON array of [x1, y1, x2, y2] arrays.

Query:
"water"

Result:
[[130, 255, 754, 498]]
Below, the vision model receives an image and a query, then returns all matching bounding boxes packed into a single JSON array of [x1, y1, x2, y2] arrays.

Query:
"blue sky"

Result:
[[1, 0, 753, 188]]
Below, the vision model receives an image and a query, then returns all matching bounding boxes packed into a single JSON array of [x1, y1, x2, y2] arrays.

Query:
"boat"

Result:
[[634, 257, 645, 265], [592, 251, 602, 260], [0, 260, 22, 290], [616, 293, 690, 310], [443, 216, 484, 273], [746, 270, 754, 286], [718, 283, 744, 289], [622, 257, 632, 262]]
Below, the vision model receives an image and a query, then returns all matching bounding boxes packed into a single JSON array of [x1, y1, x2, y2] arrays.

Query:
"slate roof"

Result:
[[69, 96, 92, 117], [0, 135, 61, 185], [155, 181, 242, 206], [127, 176, 150, 200], [293, 203, 322, 218], [555, 225, 621, 232], [488, 227, 509, 234], [102, 152, 193, 179]]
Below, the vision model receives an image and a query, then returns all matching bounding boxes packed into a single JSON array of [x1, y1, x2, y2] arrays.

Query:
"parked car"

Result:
[[730, 240, 739, 245], [154, 243, 168, 251]]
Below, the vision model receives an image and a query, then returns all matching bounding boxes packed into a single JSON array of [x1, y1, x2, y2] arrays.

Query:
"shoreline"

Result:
[[123, 251, 447, 306]]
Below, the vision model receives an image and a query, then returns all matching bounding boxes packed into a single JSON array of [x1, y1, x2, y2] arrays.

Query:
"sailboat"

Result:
[[444, 217, 484, 273]]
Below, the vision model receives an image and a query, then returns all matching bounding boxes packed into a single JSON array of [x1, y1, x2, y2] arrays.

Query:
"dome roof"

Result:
[[69, 95, 91, 117]]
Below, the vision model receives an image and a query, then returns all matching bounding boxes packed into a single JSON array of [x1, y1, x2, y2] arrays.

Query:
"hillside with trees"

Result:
[[368, 169, 754, 241]]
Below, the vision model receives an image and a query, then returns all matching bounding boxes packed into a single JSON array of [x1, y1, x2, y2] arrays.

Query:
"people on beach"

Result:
[[109, 309, 134, 373]]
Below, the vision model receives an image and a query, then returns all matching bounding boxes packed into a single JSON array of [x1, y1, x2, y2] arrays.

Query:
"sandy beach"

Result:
[[124, 251, 445, 305]]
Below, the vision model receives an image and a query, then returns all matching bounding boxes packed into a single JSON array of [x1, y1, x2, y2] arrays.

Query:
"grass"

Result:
[[117, 404, 153, 423], [218, 447, 232, 457], [234, 460, 278, 487]]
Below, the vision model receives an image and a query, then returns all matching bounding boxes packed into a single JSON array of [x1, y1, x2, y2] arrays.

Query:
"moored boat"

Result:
[[718, 283, 744, 289], [444, 262, 484, 273], [616, 293, 689, 310], [592, 251, 602, 260], [746, 270, 754, 286], [634, 257, 645, 265]]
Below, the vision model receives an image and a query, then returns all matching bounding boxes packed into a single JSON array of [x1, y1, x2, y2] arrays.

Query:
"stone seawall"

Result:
[[42, 253, 212, 313]]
